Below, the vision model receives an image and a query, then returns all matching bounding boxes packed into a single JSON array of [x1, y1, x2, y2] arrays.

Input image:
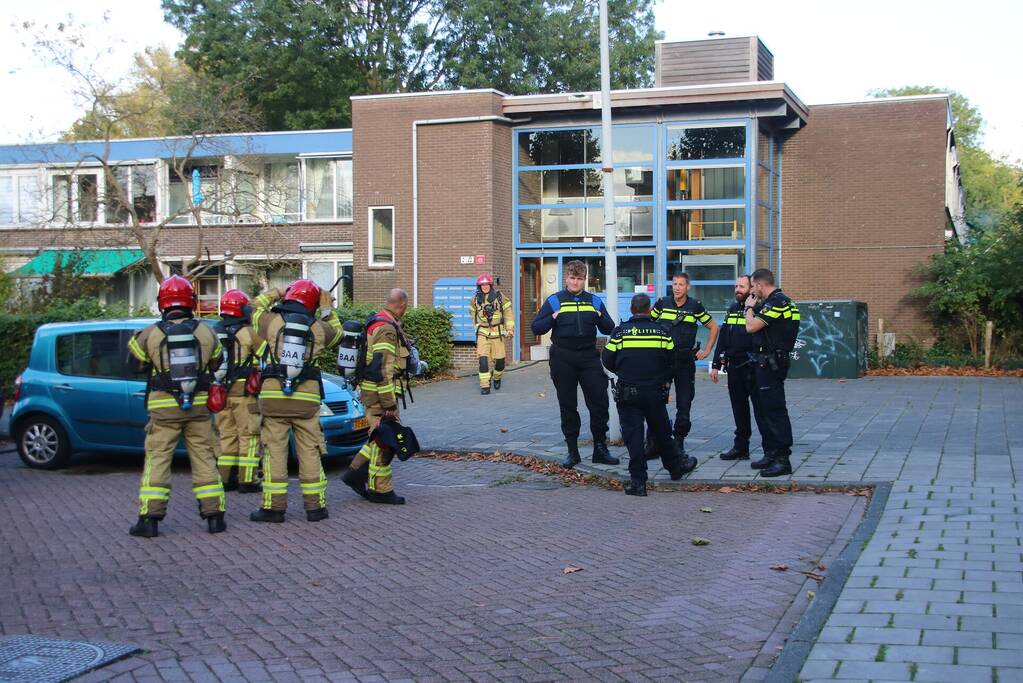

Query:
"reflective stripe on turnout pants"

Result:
[[138, 417, 224, 519], [476, 334, 506, 388], [217, 394, 262, 484], [259, 415, 327, 512]]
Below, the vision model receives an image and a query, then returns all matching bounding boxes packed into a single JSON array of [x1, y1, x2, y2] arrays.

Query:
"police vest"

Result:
[[550, 290, 602, 347], [719, 301, 755, 358], [753, 289, 800, 353], [604, 317, 675, 387], [651, 295, 711, 350]]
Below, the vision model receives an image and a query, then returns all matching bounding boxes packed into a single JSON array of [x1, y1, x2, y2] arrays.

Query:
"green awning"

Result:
[[13, 249, 145, 277]]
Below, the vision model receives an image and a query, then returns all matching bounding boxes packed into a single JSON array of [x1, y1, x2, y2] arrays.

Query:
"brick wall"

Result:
[[781, 98, 948, 342], [351, 91, 515, 308]]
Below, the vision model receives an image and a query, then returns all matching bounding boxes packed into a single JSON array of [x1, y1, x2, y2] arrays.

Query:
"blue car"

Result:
[[10, 319, 369, 470]]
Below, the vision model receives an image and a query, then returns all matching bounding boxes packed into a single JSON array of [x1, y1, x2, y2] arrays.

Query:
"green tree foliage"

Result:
[[871, 85, 1023, 231], [161, 0, 661, 130]]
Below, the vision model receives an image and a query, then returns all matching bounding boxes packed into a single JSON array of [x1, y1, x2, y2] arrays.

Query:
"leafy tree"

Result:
[[161, 0, 661, 130]]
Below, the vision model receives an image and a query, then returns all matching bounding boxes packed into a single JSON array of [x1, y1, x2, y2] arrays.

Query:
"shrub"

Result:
[[891, 340, 926, 369]]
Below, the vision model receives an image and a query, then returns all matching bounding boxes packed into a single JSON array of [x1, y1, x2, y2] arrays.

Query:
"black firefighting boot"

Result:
[[493, 378, 501, 391], [624, 479, 647, 497], [367, 490, 406, 505], [760, 456, 793, 478], [206, 513, 227, 534], [561, 441, 582, 469], [129, 516, 159, 538], [306, 508, 329, 522], [750, 453, 775, 470], [592, 441, 619, 466], [720, 447, 750, 461], [237, 482, 262, 494], [481, 387, 490, 395], [249, 508, 285, 523], [341, 466, 369, 499]]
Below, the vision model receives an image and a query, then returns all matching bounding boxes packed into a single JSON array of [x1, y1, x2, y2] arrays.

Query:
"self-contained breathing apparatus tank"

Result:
[[335, 319, 364, 381], [278, 316, 313, 395], [165, 327, 200, 410]]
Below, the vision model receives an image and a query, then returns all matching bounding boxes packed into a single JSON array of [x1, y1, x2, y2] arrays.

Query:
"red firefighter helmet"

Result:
[[476, 274, 494, 287], [219, 289, 250, 318], [283, 278, 322, 314], [157, 275, 196, 311]]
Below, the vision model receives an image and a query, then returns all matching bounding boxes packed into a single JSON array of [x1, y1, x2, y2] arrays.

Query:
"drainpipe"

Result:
[[411, 115, 521, 307]]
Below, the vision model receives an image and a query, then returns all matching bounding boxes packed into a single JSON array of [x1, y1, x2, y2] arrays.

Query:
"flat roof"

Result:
[[351, 88, 509, 101], [0, 128, 352, 166], [808, 93, 950, 107]]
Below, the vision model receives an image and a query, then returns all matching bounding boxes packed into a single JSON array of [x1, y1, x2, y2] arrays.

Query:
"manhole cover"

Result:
[[0, 635, 140, 683]]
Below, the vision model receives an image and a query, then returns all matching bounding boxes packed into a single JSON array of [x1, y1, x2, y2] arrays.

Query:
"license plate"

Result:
[[354, 417, 370, 430]]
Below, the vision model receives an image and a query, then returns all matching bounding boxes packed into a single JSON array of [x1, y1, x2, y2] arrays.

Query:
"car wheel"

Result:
[[16, 415, 71, 470]]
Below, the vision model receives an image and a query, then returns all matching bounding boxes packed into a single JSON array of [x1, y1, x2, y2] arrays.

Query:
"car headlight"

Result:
[[318, 403, 334, 416]]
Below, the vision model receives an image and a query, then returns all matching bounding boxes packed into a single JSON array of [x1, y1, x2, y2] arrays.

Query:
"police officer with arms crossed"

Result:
[[602, 294, 687, 496], [650, 272, 718, 469], [711, 274, 764, 463], [743, 268, 800, 478], [531, 260, 619, 469]]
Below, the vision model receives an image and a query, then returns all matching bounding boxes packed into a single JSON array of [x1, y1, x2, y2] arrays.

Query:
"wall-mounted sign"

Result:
[[459, 256, 474, 264], [475, 255, 486, 265]]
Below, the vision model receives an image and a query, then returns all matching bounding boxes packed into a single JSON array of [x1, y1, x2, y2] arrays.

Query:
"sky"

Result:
[[0, 0, 1019, 162]]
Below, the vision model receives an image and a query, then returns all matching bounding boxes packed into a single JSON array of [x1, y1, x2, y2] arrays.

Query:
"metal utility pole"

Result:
[[599, 0, 621, 441]]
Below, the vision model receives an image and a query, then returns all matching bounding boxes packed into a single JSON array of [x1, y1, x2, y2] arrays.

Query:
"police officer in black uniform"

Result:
[[743, 268, 800, 477], [650, 272, 718, 468], [531, 259, 619, 469], [711, 274, 764, 462], [602, 294, 686, 496]]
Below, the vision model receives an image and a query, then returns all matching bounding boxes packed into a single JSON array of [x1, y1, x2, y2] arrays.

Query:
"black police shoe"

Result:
[[250, 508, 285, 523], [644, 439, 659, 461], [760, 457, 793, 478], [481, 387, 490, 395], [561, 442, 582, 469], [750, 454, 774, 470], [624, 480, 647, 496], [306, 507, 329, 522], [237, 482, 262, 494], [367, 490, 406, 505], [720, 447, 750, 461], [592, 441, 620, 466], [341, 467, 369, 499], [207, 513, 227, 534], [493, 379, 501, 391], [129, 516, 158, 538], [678, 455, 698, 476]]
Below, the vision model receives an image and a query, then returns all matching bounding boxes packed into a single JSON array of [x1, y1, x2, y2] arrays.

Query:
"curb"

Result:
[[763, 480, 892, 683]]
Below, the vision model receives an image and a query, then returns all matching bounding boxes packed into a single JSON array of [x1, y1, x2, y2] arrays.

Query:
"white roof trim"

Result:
[[2, 128, 353, 147], [810, 94, 950, 107], [351, 88, 509, 101], [502, 80, 789, 102]]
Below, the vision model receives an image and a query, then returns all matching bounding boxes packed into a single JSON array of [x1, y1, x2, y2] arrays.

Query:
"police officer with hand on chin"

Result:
[[531, 259, 619, 470], [602, 294, 686, 496], [743, 268, 800, 478]]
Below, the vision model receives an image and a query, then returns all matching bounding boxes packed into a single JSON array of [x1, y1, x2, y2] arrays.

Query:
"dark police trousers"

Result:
[[726, 357, 765, 452], [618, 387, 678, 483], [753, 354, 793, 458], [548, 344, 609, 442], [670, 355, 696, 440]]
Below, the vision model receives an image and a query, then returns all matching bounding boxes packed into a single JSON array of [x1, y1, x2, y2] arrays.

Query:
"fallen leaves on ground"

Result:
[[562, 565, 584, 574], [499, 427, 509, 433], [770, 564, 788, 571], [846, 488, 871, 497], [868, 366, 1023, 378], [691, 537, 710, 546], [699, 507, 713, 513], [806, 590, 816, 599], [799, 570, 825, 583]]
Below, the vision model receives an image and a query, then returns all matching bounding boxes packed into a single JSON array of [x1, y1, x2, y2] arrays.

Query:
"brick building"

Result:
[[0, 36, 964, 362]]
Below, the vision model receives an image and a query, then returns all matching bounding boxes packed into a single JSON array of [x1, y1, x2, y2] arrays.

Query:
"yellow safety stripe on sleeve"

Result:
[[140, 486, 170, 500], [192, 483, 225, 499], [372, 342, 397, 354], [217, 455, 241, 466], [654, 310, 676, 320], [254, 340, 269, 358], [326, 312, 343, 347], [760, 308, 783, 318], [259, 389, 322, 403], [128, 336, 148, 362], [254, 292, 276, 310], [697, 311, 713, 324], [262, 482, 288, 494], [211, 341, 223, 360]]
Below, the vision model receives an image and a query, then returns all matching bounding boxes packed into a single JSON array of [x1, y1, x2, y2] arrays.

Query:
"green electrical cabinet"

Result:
[[787, 300, 869, 379]]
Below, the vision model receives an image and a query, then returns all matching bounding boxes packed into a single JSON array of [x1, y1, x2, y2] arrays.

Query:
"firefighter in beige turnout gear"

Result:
[[127, 275, 226, 538], [249, 279, 342, 523], [341, 288, 411, 505], [470, 274, 514, 395], [213, 289, 267, 492]]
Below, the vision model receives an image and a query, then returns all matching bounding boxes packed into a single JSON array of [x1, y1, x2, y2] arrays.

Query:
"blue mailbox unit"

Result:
[[433, 278, 479, 342]]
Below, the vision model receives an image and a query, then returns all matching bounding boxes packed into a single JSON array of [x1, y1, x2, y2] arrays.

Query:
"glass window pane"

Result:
[[167, 179, 191, 224], [132, 166, 157, 223], [687, 284, 735, 312], [307, 261, 334, 294], [610, 206, 653, 241], [667, 249, 745, 281], [666, 126, 745, 161], [519, 207, 586, 242], [52, 175, 72, 224], [617, 256, 656, 291], [666, 167, 745, 201], [264, 162, 299, 221], [305, 159, 334, 220], [371, 208, 393, 264], [77, 174, 98, 222], [58, 332, 121, 377], [17, 175, 39, 224], [232, 172, 259, 220], [666, 207, 744, 241], [518, 129, 590, 166], [268, 263, 300, 290], [336, 159, 352, 220], [613, 167, 653, 201], [611, 125, 655, 163], [0, 176, 14, 223], [105, 167, 131, 224]]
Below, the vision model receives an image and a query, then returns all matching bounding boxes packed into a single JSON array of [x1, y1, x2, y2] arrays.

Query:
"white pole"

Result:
[[599, 0, 621, 442]]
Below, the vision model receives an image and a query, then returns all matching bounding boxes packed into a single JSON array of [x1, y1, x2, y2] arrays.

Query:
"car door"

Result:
[[121, 329, 151, 448], [52, 330, 133, 448]]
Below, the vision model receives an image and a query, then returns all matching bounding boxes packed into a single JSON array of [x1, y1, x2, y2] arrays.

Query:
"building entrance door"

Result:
[[519, 258, 541, 360]]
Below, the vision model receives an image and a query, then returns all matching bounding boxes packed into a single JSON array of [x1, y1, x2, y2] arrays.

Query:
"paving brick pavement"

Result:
[[410, 365, 1023, 681], [0, 450, 864, 682]]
